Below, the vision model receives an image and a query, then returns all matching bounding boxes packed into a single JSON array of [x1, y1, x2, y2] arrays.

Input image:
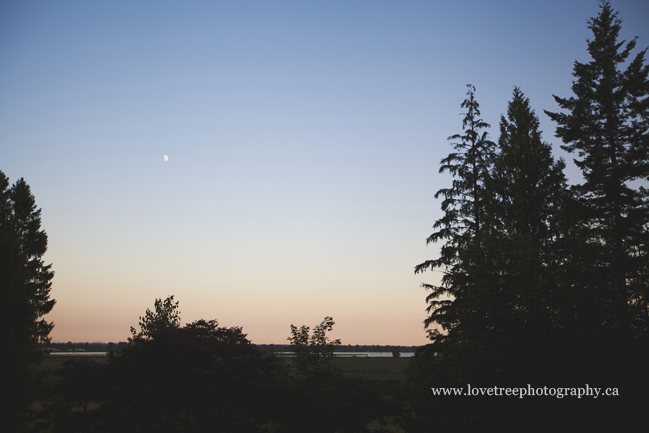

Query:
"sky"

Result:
[[1, 0, 648, 346]]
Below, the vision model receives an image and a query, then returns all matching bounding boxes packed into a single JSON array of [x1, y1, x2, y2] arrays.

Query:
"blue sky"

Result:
[[1, 0, 648, 344]]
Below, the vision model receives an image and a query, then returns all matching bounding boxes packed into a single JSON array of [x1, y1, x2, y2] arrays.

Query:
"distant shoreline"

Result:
[[47, 350, 416, 357]]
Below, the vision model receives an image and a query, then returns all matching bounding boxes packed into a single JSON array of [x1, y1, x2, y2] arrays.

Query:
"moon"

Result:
[[163, 155, 169, 162]]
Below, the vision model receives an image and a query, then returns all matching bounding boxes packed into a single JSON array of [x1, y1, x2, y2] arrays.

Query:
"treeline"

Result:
[[407, 1, 649, 431], [336, 345, 418, 353], [49, 342, 130, 352], [260, 344, 419, 353], [50, 342, 419, 353]]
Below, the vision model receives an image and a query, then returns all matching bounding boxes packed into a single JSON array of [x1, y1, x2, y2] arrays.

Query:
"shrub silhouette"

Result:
[[104, 319, 284, 432]]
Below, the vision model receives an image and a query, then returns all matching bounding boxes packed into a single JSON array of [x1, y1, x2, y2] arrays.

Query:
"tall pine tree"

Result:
[[493, 87, 567, 242], [545, 0, 649, 342], [415, 84, 496, 341], [408, 87, 579, 432], [543, 3, 649, 427], [487, 88, 570, 371], [409, 85, 500, 430], [0, 171, 56, 431]]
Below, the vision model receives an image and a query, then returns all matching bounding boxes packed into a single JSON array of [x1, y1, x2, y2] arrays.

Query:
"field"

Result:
[[38, 354, 110, 371], [332, 356, 411, 381], [40, 354, 412, 381]]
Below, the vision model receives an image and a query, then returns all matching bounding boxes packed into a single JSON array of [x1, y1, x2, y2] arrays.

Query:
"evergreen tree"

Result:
[[540, 2, 649, 427], [407, 87, 607, 431], [545, 0, 649, 341], [0, 171, 56, 431], [415, 84, 496, 339], [493, 87, 568, 241], [486, 88, 570, 372]]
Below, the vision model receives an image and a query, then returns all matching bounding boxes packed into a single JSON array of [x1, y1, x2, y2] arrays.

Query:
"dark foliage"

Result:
[[128, 295, 181, 342], [34, 358, 110, 433], [39, 307, 388, 433], [278, 370, 389, 433], [0, 171, 56, 432], [408, 2, 649, 431], [545, 0, 649, 342], [287, 316, 341, 373], [57, 358, 107, 414], [415, 84, 497, 337], [101, 319, 283, 432]]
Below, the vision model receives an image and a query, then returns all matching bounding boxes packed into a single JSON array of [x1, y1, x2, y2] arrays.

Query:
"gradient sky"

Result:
[[1, 0, 648, 345]]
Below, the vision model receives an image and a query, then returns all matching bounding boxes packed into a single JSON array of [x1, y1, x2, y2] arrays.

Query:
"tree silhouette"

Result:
[[129, 295, 181, 342], [0, 171, 56, 431], [545, 0, 649, 341], [541, 3, 649, 426], [493, 87, 568, 240], [415, 84, 496, 339], [406, 3, 649, 430], [44, 305, 382, 433], [288, 316, 341, 373], [486, 87, 569, 354], [106, 317, 285, 432]]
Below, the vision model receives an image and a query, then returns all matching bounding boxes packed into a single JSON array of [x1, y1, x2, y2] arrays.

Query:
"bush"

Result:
[[103, 319, 285, 432]]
